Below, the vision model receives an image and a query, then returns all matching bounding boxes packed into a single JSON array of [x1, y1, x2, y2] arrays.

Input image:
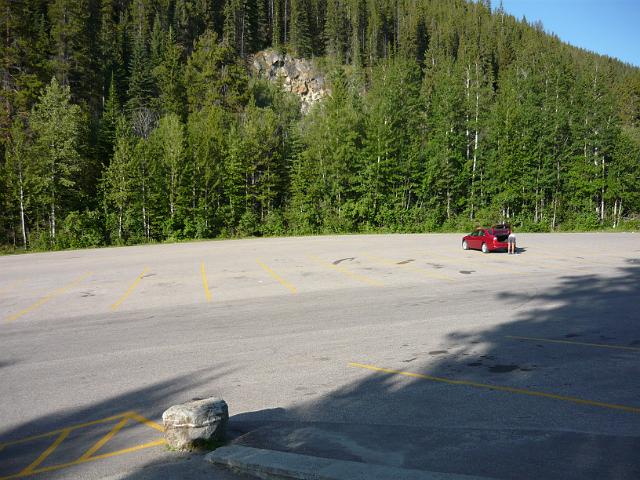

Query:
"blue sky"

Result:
[[499, 0, 640, 67]]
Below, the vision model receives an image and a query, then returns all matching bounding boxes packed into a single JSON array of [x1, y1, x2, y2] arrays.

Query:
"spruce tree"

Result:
[[126, 34, 154, 113], [152, 27, 185, 117], [97, 74, 121, 164], [48, 0, 92, 101], [102, 115, 135, 242], [29, 77, 83, 242], [184, 30, 249, 112]]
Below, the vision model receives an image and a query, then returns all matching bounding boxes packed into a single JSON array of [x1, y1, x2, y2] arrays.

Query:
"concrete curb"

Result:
[[206, 445, 495, 480]]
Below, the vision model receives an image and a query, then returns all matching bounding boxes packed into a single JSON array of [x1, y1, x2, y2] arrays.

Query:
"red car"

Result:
[[462, 224, 511, 253]]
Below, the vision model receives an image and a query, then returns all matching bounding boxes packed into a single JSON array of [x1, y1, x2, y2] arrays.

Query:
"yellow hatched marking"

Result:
[[308, 256, 384, 287], [0, 412, 134, 448], [5, 272, 92, 323], [507, 335, 640, 352], [0, 411, 165, 480], [256, 260, 297, 294], [18, 429, 70, 475], [111, 267, 149, 310], [125, 412, 165, 432], [200, 262, 212, 302], [0, 440, 166, 480], [78, 417, 129, 461], [349, 362, 640, 414], [363, 254, 455, 282]]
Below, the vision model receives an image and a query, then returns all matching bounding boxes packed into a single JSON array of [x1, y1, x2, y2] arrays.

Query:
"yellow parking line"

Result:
[[363, 254, 455, 282], [5, 272, 92, 323], [18, 429, 70, 475], [79, 417, 129, 461], [308, 256, 384, 287], [126, 412, 165, 432], [349, 362, 640, 414], [200, 262, 212, 302], [0, 411, 165, 480], [507, 335, 640, 352], [0, 412, 135, 448], [256, 260, 297, 294], [111, 268, 149, 310], [0, 439, 167, 480]]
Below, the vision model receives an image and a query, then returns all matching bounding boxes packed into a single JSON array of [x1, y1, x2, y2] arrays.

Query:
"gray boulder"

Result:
[[162, 397, 228, 451]]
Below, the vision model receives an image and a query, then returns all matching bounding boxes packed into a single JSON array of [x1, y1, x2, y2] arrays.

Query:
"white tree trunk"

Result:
[[51, 202, 56, 240], [18, 169, 27, 248]]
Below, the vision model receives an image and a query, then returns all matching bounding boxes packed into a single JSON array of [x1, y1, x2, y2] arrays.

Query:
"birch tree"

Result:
[[4, 118, 32, 247], [154, 113, 185, 227]]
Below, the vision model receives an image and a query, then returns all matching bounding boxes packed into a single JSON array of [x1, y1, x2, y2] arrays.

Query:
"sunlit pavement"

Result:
[[1, 233, 639, 479]]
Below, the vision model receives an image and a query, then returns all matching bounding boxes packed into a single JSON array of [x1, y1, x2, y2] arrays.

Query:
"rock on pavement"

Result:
[[163, 397, 229, 451]]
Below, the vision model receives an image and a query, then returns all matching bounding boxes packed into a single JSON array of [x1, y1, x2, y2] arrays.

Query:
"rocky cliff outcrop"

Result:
[[251, 50, 329, 113]]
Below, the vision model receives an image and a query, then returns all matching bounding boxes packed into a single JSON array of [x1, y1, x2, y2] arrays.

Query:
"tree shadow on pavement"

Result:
[[7, 259, 640, 480], [0, 367, 237, 479], [231, 259, 640, 480]]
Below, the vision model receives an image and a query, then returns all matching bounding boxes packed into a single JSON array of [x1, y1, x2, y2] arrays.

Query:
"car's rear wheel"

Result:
[[481, 243, 489, 254], [462, 240, 469, 250]]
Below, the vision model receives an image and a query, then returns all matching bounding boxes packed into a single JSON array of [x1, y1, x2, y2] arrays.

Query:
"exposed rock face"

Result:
[[162, 397, 228, 451], [251, 49, 329, 113]]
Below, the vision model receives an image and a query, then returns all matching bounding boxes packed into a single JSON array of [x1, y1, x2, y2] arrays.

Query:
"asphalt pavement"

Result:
[[1, 233, 639, 479]]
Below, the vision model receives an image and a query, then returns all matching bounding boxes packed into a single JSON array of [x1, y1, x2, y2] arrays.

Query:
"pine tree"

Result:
[[97, 74, 121, 164], [187, 106, 228, 236], [294, 67, 363, 229], [359, 59, 421, 225], [29, 77, 83, 242], [324, 0, 349, 61], [223, 0, 265, 57], [126, 33, 154, 113], [153, 113, 186, 231], [420, 54, 466, 221], [98, 0, 124, 101], [289, 0, 312, 57], [152, 27, 185, 117], [48, 0, 92, 101], [184, 30, 249, 112], [102, 115, 135, 242]]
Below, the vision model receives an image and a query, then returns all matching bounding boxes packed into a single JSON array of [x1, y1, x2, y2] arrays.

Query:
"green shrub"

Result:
[[237, 211, 260, 237], [563, 212, 601, 231], [262, 210, 286, 236], [58, 211, 105, 249]]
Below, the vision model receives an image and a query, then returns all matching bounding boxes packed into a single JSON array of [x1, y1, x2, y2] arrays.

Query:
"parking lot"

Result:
[[1, 233, 639, 479]]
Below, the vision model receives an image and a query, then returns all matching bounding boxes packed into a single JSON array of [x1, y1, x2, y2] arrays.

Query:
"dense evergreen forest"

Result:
[[2, 0, 640, 251]]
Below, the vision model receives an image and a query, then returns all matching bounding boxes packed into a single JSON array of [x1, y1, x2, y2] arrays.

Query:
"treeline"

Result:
[[1, 0, 640, 250]]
